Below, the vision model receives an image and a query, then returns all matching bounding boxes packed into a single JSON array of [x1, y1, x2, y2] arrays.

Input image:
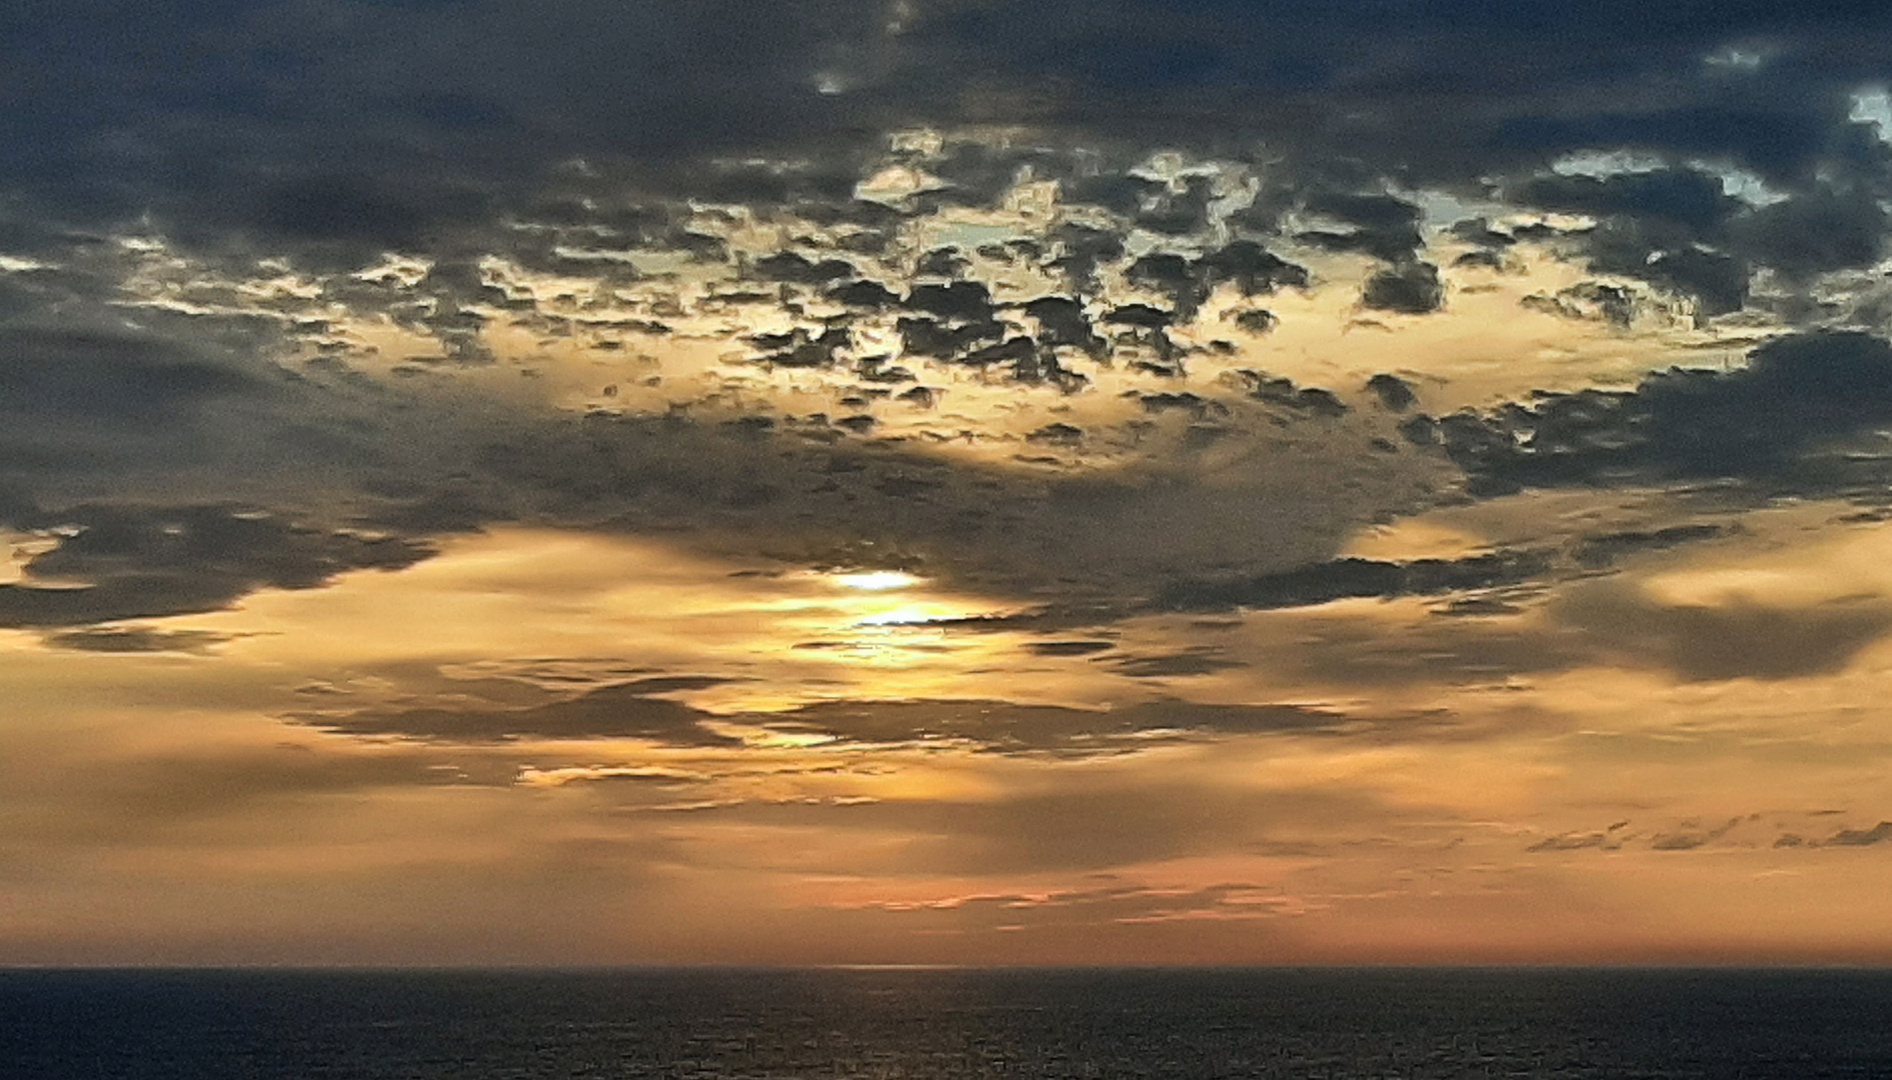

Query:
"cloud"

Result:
[[784, 696, 1352, 751], [1360, 262, 1445, 315], [1154, 550, 1552, 613], [1527, 830, 1623, 853], [303, 679, 741, 746], [0, 326, 260, 423], [1555, 580, 1892, 682], [301, 675, 1356, 752], [40, 626, 235, 654], [1025, 639, 1117, 657], [0, 505, 431, 628], [1109, 648, 1244, 678], [1513, 170, 1742, 233], [1435, 331, 1892, 496], [1824, 821, 1892, 846]]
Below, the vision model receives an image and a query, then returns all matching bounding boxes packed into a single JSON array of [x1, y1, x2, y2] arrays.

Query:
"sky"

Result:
[[7, 0, 1892, 966]]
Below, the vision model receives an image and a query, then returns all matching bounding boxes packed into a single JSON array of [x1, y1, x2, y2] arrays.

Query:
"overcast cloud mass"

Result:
[[8, 1, 1892, 964]]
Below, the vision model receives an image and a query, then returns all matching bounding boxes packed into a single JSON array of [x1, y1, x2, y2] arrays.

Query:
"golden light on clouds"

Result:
[[10, 27, 1892, 969]]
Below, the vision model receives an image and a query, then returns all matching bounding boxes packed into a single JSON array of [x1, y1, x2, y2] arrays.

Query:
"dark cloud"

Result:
[[40, 626, 235, 654], [9, 0, 1891, 294], [1527, 830, 1623, 853], [1110, 649, 1244, 679], [1519, 282, 1643, 327], [1360, 262, 1444, 315], [303, 679, 1358, 753], [8, 1, 1892, 695], [756, 697, 1350, 752], [1731, 187, 1888, 279], [1571, 524, 1726, 570], [1555, 581, 1892, 682], [1435, 331, 1892, 496], [1025, 640, 1115, 657], [1365, 374, 1418, 412], [303, 680, 741, 746], [0, 326, 261, 423], [1825, 821, 1892, 846], [0, 505, 430, 628], [1513, 170, 1741, 233], [1299, 192, 1424, 262], [1155, 550, 1552, 614]]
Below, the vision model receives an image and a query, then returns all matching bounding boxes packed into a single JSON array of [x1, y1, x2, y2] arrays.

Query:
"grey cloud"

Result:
[[1299, 192, 1425, 262], [1365, 374, 1418, 412], [1732, 187, 1888, 280], [1777, 821, 1892, 847], [1254, 610, 1591, 690], [0, 505, 431, 629], [1649, 819, 1742, 851], [10, 0, 1892, 293], [1360, 262, 1444, 315], [1571, 524, 1727, 570], [301, 676, 1357, 752], [303, 680, 741, 746], [1519, 282, 1644, 328], [1109, 649, 1244, 679], [1024, 640, 1115, 657], [462, 400, 1438, 599], [1435, 331, 1892, 497], [1513, 170, 1741, 233], [1821, 821, 1892, 846], [0, 326, 261, 423], [1504, 167, 1892, 312], [760, 697, 1347, 751], [1556, 580, 1892, 682], [1527, 831, 1622, 853], [40, 626, 235, 654], [1154, 550, 1552, 614]]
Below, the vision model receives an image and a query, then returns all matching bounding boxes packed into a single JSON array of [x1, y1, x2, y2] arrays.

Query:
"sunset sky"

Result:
[[8, 0, 1892, 965]]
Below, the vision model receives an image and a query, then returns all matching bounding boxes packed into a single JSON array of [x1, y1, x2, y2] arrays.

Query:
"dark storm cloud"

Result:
[[10, 0, 1892, 267]]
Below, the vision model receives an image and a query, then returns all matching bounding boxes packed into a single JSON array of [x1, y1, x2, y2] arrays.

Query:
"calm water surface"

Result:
[[4, 967, 1890, 1079]]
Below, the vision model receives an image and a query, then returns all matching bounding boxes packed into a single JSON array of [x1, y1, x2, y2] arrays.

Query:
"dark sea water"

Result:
[[4, 967, 1891, 1079]]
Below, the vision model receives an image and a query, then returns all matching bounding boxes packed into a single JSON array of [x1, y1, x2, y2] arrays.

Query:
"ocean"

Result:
[[4, 967, 1890, 1079]]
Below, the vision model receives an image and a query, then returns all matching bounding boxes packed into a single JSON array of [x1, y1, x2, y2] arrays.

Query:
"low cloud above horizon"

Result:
[[7, 0, 1892, 966]]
